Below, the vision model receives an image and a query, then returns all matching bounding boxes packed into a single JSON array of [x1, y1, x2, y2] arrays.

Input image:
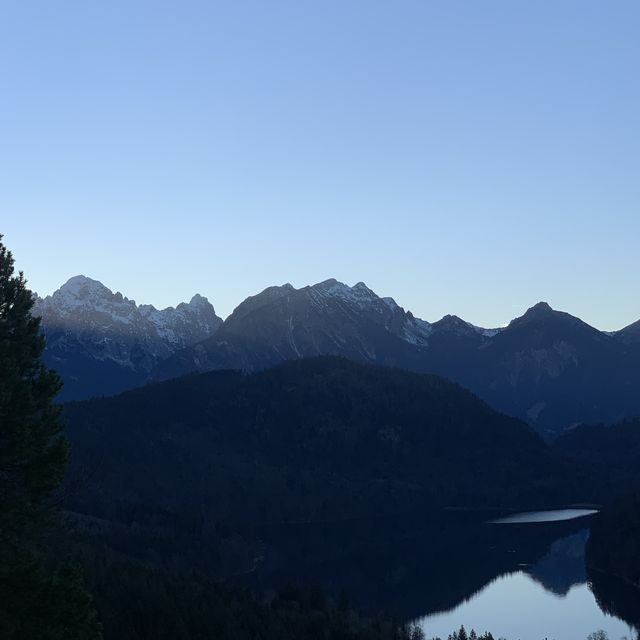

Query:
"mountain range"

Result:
[[35, 275, 640, 434]]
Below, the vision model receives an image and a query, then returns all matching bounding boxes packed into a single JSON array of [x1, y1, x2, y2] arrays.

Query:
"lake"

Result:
[[249, 509, 640, 640], [489, 508, 600, 524], [419, 571, 635, 640], [419, 510, 635, 639]]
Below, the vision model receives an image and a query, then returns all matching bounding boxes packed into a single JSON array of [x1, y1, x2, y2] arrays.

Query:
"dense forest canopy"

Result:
[[63, 357, 564, 528], [552, 418, 640, 500], [586, 493, 640, 630]]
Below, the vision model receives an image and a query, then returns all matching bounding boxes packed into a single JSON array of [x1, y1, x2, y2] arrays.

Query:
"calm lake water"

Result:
[[489, 508, 600, 525], [250, 509, 640, 640], [419, 571, 635, 640]]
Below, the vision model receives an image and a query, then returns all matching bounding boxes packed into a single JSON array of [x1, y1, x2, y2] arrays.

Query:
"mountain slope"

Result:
[[152, 279, 436, 379], [34, 275, 222, 400], [472, 303, 640, 434], [616, 319, 640, 345], [151, 278, 501, 382]]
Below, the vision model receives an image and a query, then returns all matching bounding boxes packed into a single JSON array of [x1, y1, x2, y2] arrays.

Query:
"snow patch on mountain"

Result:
[[313, 279, 379, 307], [471, 325, 503, 338], [308, 279, 433, 347], [403, 316, 433, 345]]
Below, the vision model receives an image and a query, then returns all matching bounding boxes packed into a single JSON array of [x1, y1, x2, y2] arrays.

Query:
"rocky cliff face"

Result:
[[151, 278, 443, 379]]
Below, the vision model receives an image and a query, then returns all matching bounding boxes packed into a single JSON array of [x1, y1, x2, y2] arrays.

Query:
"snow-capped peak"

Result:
[[188, 293, 210, 309], [56, 274, 115, 301], [309, 279, 433, 347], [34, 276, 223, 373], [36, 275, 135, 320], [61, 274, 102, 288]]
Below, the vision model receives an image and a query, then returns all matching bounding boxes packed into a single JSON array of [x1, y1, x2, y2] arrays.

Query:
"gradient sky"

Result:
[[2, 1, 639, 330]]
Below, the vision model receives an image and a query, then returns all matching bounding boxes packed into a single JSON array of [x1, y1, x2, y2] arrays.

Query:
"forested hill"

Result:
[[552, 418, 640, 501], [63, 358, 562, 533], [585, 493, 640, 630]]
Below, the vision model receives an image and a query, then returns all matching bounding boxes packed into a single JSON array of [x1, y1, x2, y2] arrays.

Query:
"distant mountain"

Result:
[[152, 281, 640, 435], [34, 275, 222, 400], [151, 278, 499, 381], [464, 302, 640, 435], [151, 279, 439, 379]]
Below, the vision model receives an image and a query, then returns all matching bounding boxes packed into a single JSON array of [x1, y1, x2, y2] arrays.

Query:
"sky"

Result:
[[1, 1, 639, 330]]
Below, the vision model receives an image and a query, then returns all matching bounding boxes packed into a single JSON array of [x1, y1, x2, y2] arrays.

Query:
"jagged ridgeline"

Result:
[[33, 275, 222, 400], [37, 276, 640, 435], [63, 357, 562, 533]]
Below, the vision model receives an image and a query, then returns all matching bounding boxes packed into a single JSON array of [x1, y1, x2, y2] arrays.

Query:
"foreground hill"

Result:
[[63, 359, 561, 543]]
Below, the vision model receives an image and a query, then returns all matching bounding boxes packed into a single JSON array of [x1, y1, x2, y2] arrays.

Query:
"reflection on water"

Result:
[[419, 572, 635, 640], [247, 510, 638, 639], [490, 509, 599, 524], [526, 530, 587, 595]]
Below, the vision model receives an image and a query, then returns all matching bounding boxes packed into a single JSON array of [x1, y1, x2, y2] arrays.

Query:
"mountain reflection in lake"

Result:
[[246, 510, 638, 639], [419, 570, 634, 640]]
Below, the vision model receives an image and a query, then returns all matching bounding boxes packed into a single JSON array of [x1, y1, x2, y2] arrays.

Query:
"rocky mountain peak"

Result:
[[188, 293, 209, 307], [228, 283, 295, 322], [432, 314, 476, 335], [34, 276, 222, 400], [61, 274, 108, 291], [178, 294, 219, 318], [509, 302, 597, 336], [527, 301, 554, 314], [34, 275, 138, 327], [53, 274, 123, 304], [311, 278, 379, 307]]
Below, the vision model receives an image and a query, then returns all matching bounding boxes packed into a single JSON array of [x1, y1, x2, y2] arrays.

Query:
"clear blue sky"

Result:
[[2, 1, 639, 329]]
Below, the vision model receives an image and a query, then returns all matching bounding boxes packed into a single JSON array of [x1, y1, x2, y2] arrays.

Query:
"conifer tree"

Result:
[[0, 235, 67, 551], [0, 234, 101, 639]]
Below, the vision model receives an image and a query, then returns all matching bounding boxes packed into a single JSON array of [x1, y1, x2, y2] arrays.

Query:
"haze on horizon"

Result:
[[2, 1, 639, 331]]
